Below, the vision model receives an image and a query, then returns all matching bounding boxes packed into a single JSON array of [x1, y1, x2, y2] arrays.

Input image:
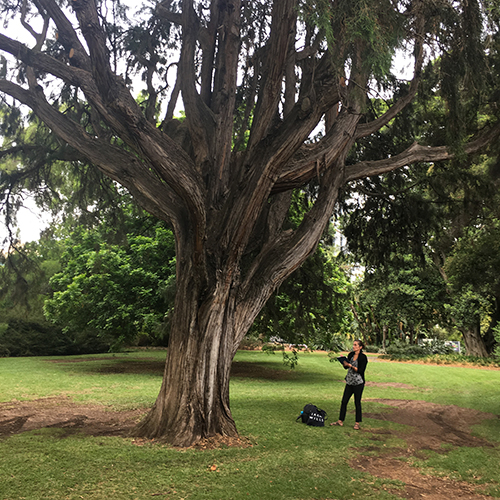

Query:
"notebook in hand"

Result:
[[337, 356, 348, 365]]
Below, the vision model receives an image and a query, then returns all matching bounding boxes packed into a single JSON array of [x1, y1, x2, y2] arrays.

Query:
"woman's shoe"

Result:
[[330, 420, 344, 426], [353, 423, 360, 430]]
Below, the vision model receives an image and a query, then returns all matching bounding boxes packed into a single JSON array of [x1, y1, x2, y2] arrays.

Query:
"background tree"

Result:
[[44, 224, 176, 349], [444, 212, 500, 354], [351, 253, 448, 348], [0, 236, 64, 356], [339, 28, 500, 356], [1, 0, 500, 446]]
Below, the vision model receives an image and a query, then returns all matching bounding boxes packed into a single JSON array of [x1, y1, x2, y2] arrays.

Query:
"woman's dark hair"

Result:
[[354, 339, 365, 349]]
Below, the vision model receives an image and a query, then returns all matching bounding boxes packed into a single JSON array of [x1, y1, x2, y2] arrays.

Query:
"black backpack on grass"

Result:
[[296, 403, 327, 427]]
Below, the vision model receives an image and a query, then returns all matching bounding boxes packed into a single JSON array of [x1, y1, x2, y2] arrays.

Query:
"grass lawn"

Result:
[[0, 349, 499, 499]]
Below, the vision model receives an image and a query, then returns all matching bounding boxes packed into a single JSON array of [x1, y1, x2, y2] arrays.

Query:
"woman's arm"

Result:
[[355, 353, 368, 380], [344, 351, 354, 369]]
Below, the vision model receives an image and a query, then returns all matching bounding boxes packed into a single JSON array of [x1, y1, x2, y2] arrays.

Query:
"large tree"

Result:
[[1, 0, 500, 446]]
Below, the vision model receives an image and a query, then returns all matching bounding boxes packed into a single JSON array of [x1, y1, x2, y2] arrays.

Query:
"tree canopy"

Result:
[[1, 0, 500, 446], [44, 224, 176, 348]]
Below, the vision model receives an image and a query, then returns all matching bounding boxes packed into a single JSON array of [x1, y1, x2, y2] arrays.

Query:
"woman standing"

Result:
[[330, 339, 368, 430]]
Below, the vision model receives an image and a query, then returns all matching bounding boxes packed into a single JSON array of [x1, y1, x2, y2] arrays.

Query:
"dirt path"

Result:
[[350, 398, 498, 499], [0, 396, 144, 437]]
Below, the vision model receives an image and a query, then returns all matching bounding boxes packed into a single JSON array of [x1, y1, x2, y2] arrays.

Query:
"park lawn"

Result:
[[0, 349, 498, 499]]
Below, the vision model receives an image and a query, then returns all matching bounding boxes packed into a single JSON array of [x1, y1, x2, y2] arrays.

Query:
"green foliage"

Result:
[[342, 0, 404, 80], [438, 0, 488, 148], [493, 324, 500, 360], [282, 348, 299, 369], [249, 190, 353, 350], [0, 237, 64, 324], [0, 180, 180, 356], [341, 166, 444, 268], [383, 339, 454, 360], [0, 319, 112, 357], [297, 0, 405, 80], [297, 0, 336, 51], [351, 253, 448, 345], [44, 226, 176, 349], [443, 286, 491, 332], [263, 344, 301, 369], [445, 219, 500, 297]]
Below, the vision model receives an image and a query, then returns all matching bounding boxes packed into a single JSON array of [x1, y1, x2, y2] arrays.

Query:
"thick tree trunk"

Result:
[[132, 160, 348, 446], [382, 324, 388, 352], [483, 297, 500, 354], [460, 319, 489, 357], [134, 270, 241, 446]]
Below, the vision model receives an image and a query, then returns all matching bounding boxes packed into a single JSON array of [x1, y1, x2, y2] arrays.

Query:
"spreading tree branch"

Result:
[[345, 122, 500, 182], [71, 0, 115, 97], [355, 7, 426, 140], [247, 0, 296, 150], [36, 0, 92, 71], [179, 0, 215, 167], [236, 156, 347, 347], [0, 33, 207, 237], [0, 79, 187, 230], [210, 0, 241, 198]]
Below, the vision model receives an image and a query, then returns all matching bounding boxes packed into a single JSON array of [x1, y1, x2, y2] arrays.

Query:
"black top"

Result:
[[346, 350, 368, 383]]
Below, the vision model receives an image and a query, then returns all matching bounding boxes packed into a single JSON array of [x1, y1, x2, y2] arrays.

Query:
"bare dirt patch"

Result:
[[353, 456, 492, 500], [365, 399, 496, 451], [350, 399, 498, 499], [365, 382, 422, 390], [0, 396, 145, 438]]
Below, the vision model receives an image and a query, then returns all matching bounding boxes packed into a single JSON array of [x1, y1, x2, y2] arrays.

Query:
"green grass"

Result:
[[0, 350, 499, 499]]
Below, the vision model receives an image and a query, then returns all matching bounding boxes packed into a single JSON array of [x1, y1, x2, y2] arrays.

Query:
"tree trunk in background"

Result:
[[382, 325, 388, 352], [483, 297, 500, 353], [461, 317, 489, 357], [408, 323, 415, 344]]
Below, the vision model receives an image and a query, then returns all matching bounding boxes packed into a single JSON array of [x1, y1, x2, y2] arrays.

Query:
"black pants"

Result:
[[339, 383, 365, 422]]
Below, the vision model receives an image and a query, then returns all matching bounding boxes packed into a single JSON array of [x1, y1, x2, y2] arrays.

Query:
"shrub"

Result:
[[0, 319, 114, 357], [380, 340, 500, 366], [383, 339, 453, 360]]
